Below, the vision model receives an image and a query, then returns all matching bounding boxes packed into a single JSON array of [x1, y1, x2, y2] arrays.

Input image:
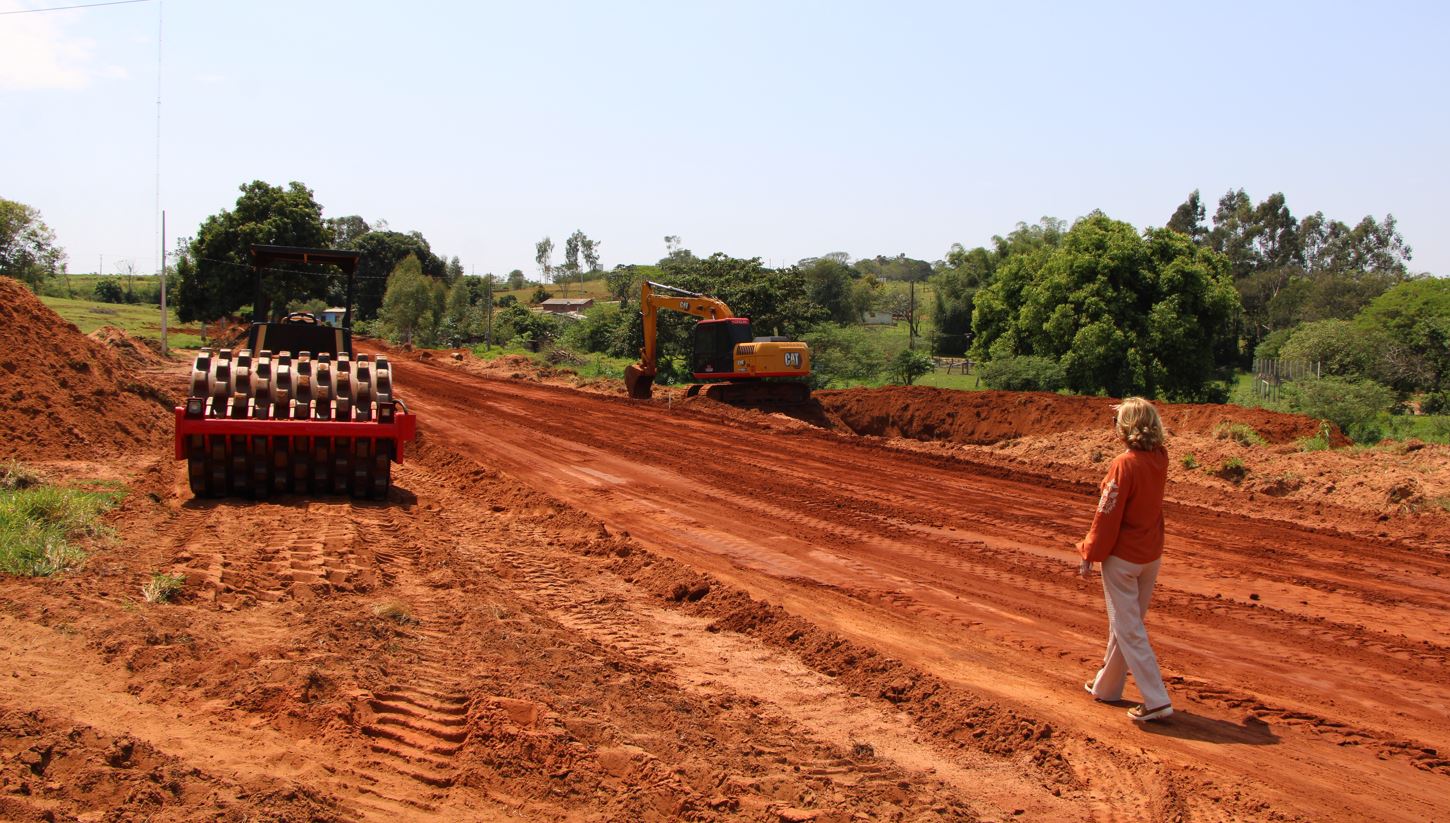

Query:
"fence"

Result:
[[1252, 357, 1321, 403]]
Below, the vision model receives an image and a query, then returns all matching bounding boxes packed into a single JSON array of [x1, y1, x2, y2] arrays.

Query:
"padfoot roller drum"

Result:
[[175, 347, 416, 499]]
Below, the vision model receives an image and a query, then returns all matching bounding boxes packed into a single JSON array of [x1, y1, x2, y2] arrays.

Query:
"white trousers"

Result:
[[1089, 555, 1170, 709]]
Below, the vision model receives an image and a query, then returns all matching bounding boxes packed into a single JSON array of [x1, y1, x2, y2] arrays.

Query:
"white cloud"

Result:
[[0, 2, 120, 91]]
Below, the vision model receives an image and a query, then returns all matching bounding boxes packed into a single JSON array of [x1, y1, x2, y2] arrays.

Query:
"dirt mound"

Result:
[[0, 277, 172, 461], [815, 386, 1339, 446], [88, 325, 169, 368]]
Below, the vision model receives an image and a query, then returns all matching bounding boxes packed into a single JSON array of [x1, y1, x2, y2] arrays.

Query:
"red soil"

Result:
[[0, 277, 173, 461], [0, 319, 1445, 821]]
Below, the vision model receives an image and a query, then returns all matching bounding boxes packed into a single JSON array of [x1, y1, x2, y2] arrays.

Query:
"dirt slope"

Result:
[[0, 277, 172, 461]]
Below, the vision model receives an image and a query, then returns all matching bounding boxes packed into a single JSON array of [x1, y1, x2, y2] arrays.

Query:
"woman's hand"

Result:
[[1078, 558, 1093, 578]]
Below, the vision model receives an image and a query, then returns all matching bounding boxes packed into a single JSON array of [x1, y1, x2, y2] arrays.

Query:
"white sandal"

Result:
[[1128, 703, 1173, 722]]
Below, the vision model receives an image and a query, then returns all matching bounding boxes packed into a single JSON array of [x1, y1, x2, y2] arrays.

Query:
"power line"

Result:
[[0, 0, 151, 15]]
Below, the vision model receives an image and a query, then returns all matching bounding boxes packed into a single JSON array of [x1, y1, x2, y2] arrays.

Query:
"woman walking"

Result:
[[1078, 397, 1173, 722]]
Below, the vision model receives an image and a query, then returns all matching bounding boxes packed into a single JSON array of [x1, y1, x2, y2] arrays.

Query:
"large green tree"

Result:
[[0, 198, 66, 291], [172, 181, 328, 322], [971, 212, 1240, 399], [1355, 278, 1450, 391]]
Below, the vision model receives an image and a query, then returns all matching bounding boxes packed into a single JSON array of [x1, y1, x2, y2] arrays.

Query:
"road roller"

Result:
[[173, 245, 416, 499]]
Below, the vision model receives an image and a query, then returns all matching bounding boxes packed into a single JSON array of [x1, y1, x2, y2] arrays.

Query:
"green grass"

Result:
[[0, 479, 122, 576], [141, 571, 185, 603], [39, 295, 202, 349]]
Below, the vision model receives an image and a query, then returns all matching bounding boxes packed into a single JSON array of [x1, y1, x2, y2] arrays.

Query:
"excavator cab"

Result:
[[691, 318, 753, 374]]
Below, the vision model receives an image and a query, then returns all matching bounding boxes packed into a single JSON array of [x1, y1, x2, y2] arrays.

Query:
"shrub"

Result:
[[1297, 421, 1334, 452], [93, 278, 126, 304], [1422, 391, 1450, 415], [1285, 376, 1395, 444], [887, 348, 935, 386], [1180, 453, 1198, 469], [979, 355, 1067, 392]]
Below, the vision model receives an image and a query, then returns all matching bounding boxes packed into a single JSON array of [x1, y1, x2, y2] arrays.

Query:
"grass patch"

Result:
[[1214, 422, 1267, 447], [1181, 453, 1199, 469], [373, 601, 419, 627], [140, 571, 185, 604], [38, 295, 202, 349], [1297, 421, 1335, 452], [0, 460, 42, 491], [0, 479, 121, 576], [1212, 456, 1247, 484]]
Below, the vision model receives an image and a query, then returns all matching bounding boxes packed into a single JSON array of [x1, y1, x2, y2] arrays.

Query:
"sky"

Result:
[[3, 0, 1447, 279]]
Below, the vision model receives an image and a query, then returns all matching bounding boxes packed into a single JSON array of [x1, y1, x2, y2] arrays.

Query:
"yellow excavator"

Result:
[[624, 281, 812, 403]]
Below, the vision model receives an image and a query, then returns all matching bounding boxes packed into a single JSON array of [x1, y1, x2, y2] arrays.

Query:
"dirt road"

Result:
[[1, 299, 1446, 820], [392, 356, 1450, 822]]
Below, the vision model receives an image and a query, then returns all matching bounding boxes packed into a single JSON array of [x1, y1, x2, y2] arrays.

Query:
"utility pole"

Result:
[[160, 210, 168, 355]]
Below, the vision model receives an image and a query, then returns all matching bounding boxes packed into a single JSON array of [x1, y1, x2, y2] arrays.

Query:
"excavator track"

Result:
[[179, 347, 409, 500]]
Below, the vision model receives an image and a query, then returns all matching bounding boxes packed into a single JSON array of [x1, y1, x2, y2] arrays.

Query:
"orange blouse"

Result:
[[1077, 447, 1167, 565]]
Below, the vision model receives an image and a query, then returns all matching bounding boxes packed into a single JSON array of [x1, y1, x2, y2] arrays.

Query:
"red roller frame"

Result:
[[173, 407, 417, 462]]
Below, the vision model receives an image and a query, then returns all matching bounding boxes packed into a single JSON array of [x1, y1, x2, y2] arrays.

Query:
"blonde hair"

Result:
[[1114, 397, 1165, 451]]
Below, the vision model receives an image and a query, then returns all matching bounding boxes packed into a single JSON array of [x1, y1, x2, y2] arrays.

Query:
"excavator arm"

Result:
[[626, 281, 733, 399]]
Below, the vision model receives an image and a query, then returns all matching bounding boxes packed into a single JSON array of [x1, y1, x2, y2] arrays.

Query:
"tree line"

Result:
[[9, 181, 1443, 431]]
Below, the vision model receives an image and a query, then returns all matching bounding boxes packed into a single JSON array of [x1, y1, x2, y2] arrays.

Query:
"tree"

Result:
[[535, 236, 554, 286], [1166, 190, 1207, 243], [326, 215, 371, 248], [971, 212, 1240, 399], [800, 257, 858, 324], [172, 181, 328, 322], [438, 278, 475, 346], [1355, 278, 1450, 391], [0, 198, 66, 291], [350, 230, 445, 321], [379, 254, 438, 345], [445, 255, 464, 284], [1278, 319, 1389, 379], [506, 269, 526, 290]]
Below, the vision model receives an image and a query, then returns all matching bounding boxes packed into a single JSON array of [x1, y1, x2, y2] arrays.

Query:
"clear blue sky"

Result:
[[4, 0, 1447, 278]]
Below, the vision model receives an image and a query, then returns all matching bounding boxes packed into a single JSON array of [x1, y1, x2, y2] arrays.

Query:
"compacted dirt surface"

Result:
[[1, 280, 1447, 822]]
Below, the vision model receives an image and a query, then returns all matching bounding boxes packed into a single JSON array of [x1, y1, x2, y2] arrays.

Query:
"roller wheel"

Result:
[[208, 437, 227, 497], [332, 438, 351, 495], [186, 435, 206, 496], [351, 439, 371, 498], [271, 437, 290, 495], [311, 438, 331, 493], [291, 437, 311, 492], [229, 435, 250, 496], [371, 441, 393, 500]]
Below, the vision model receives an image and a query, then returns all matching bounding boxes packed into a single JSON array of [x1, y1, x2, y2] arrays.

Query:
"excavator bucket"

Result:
[[624, 364, 655, 399]]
